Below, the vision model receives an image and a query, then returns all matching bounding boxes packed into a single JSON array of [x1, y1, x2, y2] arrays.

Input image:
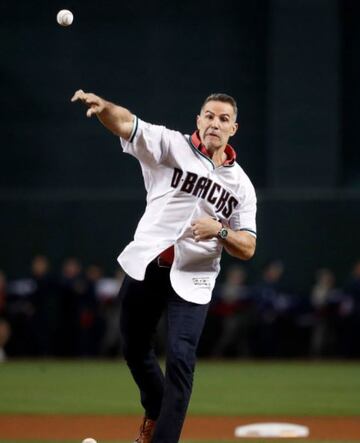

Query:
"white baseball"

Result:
[[56, 9, 74, 27], [82, 439, 97, 443]]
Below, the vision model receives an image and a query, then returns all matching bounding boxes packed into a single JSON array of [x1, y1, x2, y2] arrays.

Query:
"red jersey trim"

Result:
[[190, 131, 236, 166]]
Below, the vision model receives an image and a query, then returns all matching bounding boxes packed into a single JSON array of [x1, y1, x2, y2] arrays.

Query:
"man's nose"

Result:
[[210, 118, 220, 128]]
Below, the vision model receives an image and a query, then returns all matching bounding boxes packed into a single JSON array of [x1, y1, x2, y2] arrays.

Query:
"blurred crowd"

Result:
[[0, 256, 124, 360], [200, 260, 360, 359], [0, 255, 360, 360]]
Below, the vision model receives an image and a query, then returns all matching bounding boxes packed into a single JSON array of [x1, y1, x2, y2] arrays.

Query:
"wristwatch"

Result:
[[217, 225, 228, 240]]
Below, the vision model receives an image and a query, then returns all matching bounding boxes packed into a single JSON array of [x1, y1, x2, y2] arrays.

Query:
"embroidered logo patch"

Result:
[[192, 277, 211, 288]]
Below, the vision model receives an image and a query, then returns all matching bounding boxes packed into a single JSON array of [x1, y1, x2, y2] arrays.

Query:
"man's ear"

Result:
[[196, 115, 201, 130], [230, 122, 239, 137]]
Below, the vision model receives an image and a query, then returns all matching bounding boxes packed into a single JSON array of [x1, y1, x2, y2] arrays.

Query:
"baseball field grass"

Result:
[[0, 359, 359, 442], [1, 360, 359, 415]]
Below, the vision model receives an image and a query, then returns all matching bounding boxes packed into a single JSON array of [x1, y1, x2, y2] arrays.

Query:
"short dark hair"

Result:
[[201, 93, 238, 120]]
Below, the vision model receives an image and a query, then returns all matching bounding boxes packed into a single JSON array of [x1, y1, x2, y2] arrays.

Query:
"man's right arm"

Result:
[[71, 90, 134, 140]]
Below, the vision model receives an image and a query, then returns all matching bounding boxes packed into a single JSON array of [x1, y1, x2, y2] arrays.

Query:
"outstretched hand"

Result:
[[71, 89, 106, 118]]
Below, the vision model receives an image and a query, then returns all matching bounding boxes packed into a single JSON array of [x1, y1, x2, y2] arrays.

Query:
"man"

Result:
[[72, 90, 257, 443]]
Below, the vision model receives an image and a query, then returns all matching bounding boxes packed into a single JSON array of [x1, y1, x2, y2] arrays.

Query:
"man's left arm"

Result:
[[191, 218, 256, 261]]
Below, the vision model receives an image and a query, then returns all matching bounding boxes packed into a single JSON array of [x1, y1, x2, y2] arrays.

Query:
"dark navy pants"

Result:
[[119, 261, 209, 443]]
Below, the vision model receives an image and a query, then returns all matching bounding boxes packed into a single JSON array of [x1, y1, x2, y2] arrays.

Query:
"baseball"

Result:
[[82, 439, 97, 443], [56, 9, 74, 27]]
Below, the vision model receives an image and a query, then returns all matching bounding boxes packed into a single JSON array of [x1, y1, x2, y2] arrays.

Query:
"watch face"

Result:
[[219, 227, 228, 239]]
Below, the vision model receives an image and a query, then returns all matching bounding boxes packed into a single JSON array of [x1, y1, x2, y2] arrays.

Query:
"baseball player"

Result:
[[71, 90, 257, 443]]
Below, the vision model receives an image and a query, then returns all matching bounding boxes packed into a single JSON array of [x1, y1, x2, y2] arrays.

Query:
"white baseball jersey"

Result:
[[118, 117, 257, 304]]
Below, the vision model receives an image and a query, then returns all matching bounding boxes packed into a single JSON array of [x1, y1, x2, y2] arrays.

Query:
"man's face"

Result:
[[196, 100, 238, 151]]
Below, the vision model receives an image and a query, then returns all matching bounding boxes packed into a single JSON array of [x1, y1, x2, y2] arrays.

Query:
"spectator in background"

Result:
[[5, 271, 36, 355], [2, 258, 360, 359], [58, 257, 86, 356], [345, 260, 360, 302], [97, 269, 124, 356], [310, 268, 342, 357], [81, 264, 104, 356], [29, 255, 59, 356], [59, 260, 104, 357], [0, 271, 11, 361], [252, 260, 285, 357], [211, 265, 253, 357]]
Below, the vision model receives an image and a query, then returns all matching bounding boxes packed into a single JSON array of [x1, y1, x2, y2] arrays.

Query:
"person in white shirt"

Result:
[[72, 90, 257, 443]]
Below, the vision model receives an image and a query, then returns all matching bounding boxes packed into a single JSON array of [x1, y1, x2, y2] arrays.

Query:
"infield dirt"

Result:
[[0, 415, 359, 440]]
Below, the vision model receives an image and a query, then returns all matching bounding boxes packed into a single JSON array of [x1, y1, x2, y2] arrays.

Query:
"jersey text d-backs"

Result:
[[170, 168, 238, 218], [118, 117, 257, 304]]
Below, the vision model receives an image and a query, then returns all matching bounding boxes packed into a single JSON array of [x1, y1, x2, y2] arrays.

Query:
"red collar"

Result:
[[190, 131, 236, 166]]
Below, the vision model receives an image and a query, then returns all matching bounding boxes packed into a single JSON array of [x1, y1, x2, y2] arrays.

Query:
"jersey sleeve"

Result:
[[229, 174, 257, 237], [119, 116, 170, 165]]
